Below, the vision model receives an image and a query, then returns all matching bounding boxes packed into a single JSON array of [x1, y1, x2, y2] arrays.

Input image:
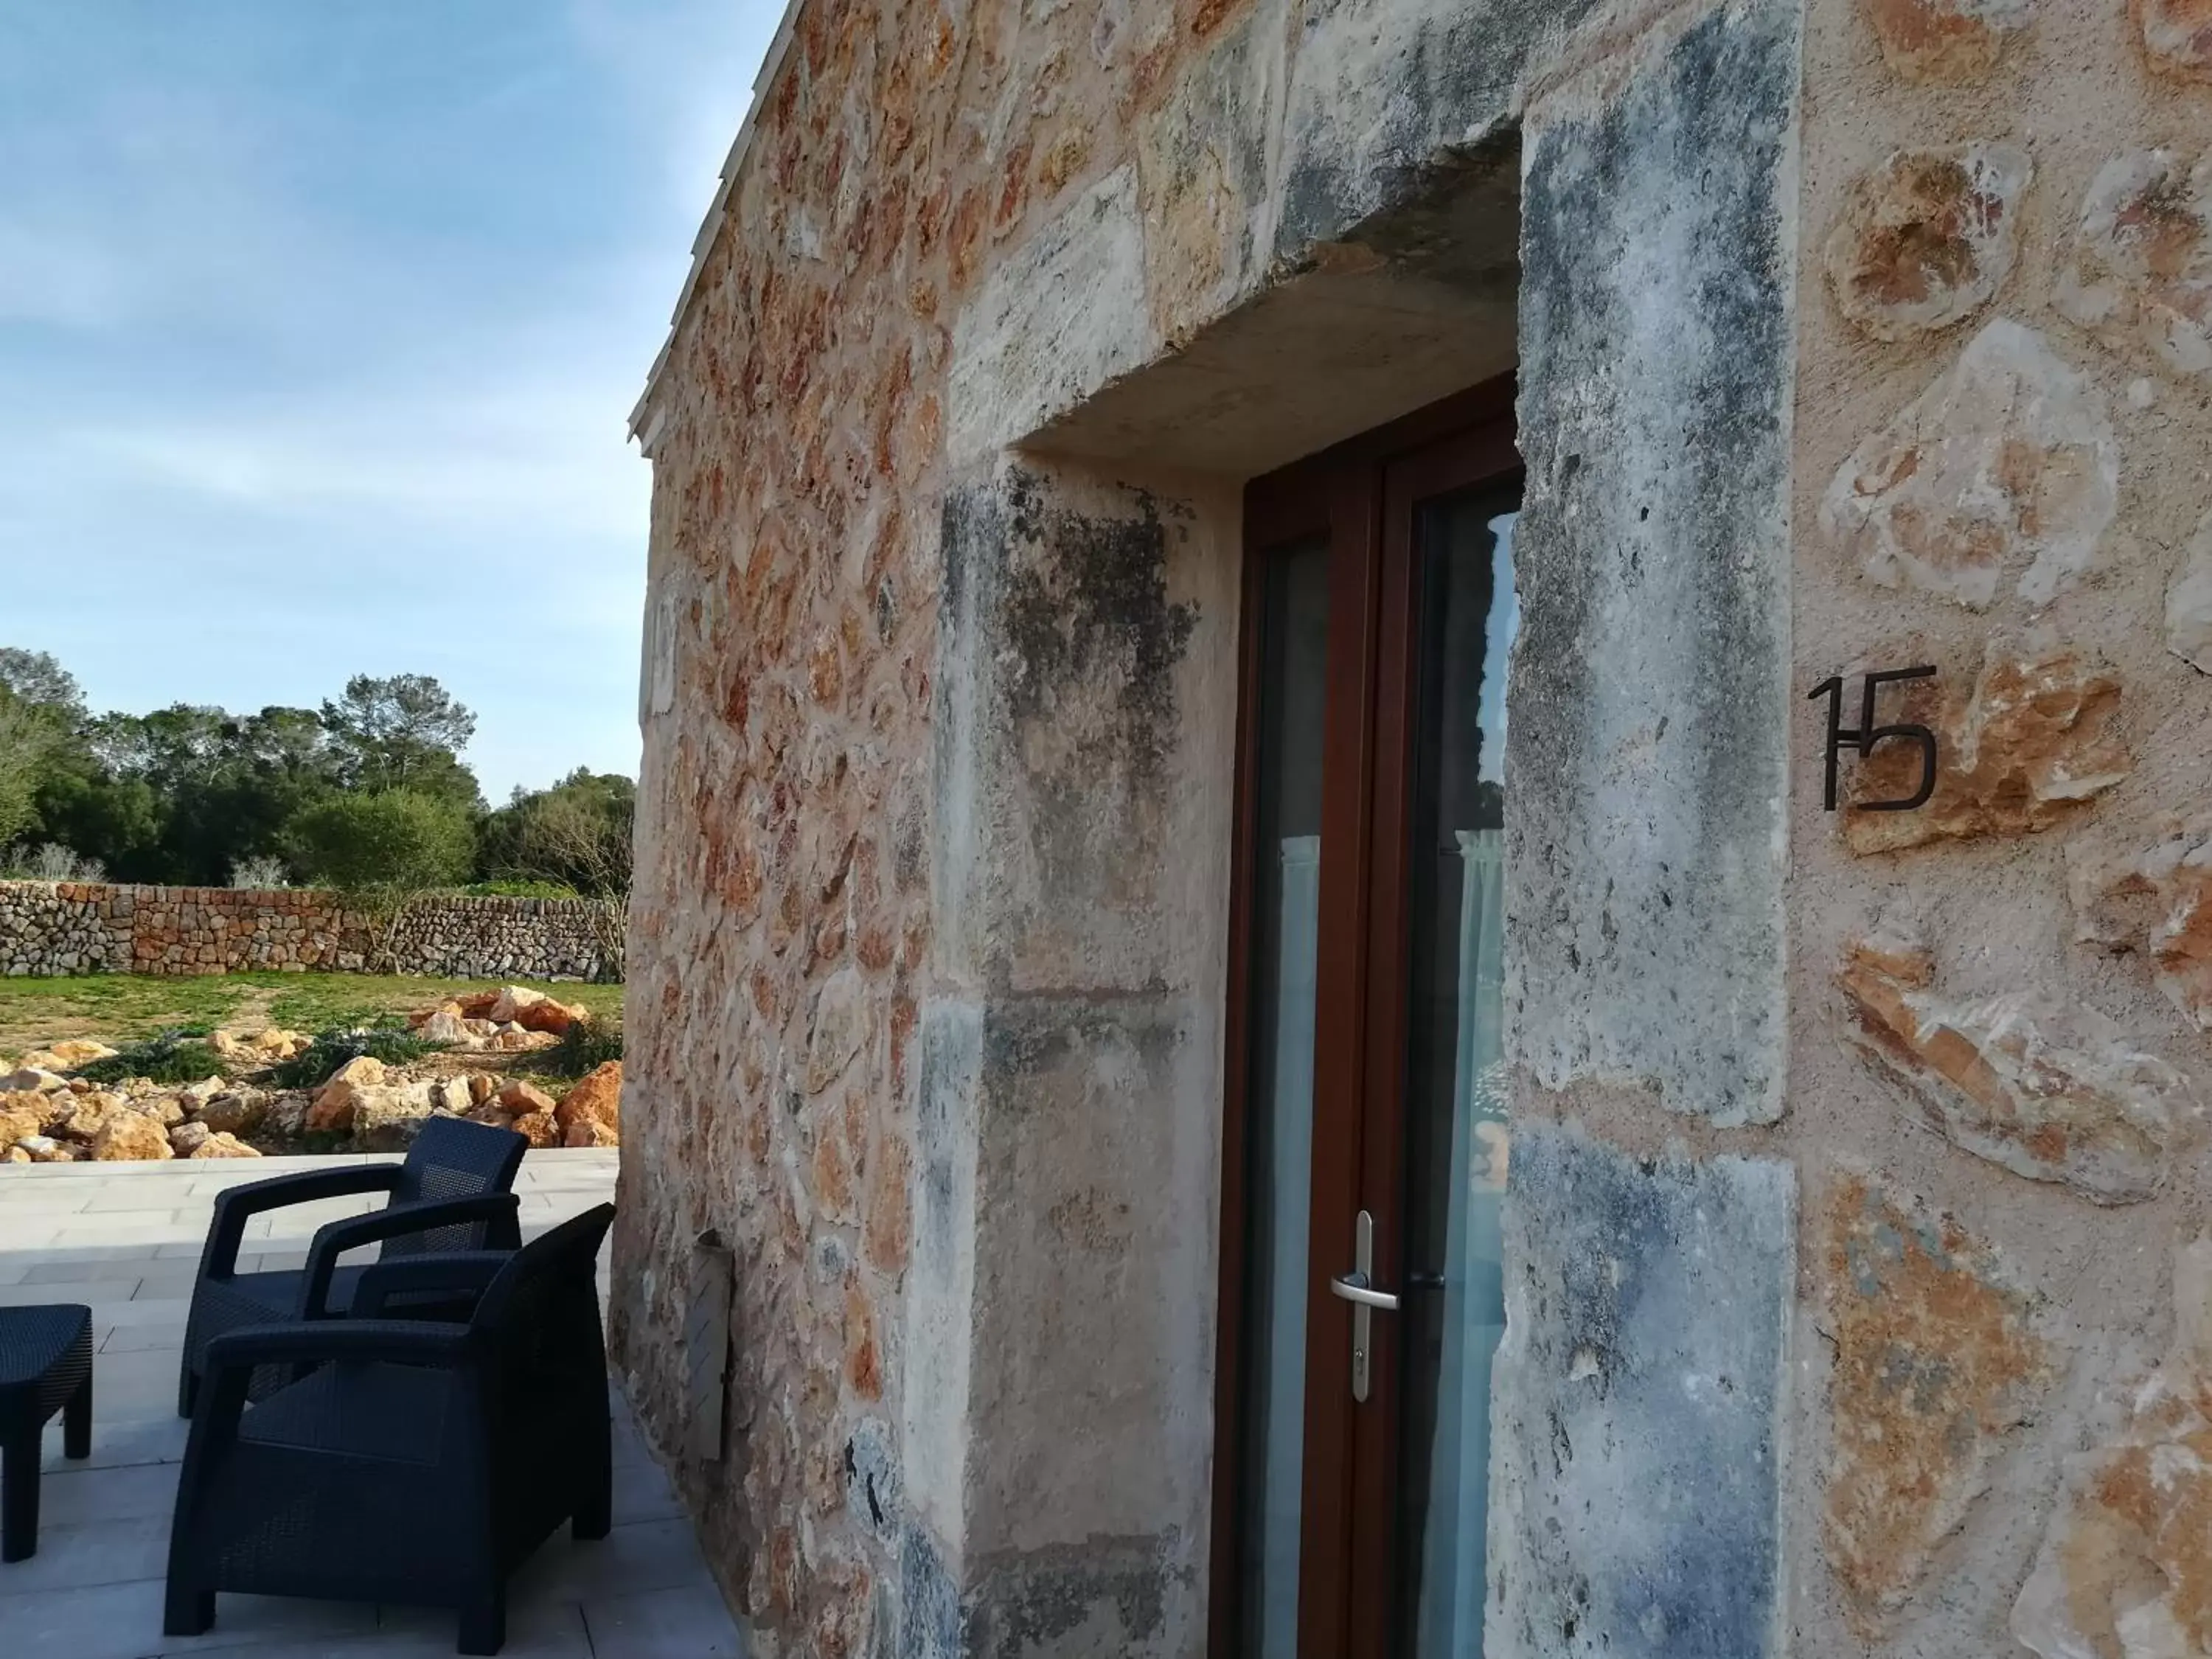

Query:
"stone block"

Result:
[[1488, 1124, 1795, 1658], [1838, 929, 2197, 1203], [1825, 143, 2029, 340], [2056, 150, 2212, 380], [1822, 319, 2118, 609], [1822, 1175, 2046, 1630], [2070, 813, 2212, 1034], [1862, 0, 2033, 83], [2134, 0, 2212, 83]]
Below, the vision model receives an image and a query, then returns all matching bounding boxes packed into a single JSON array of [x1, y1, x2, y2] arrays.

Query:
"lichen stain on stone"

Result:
[[1823, 1175, 2048, 1633], [1826, 144, 2030, 341], [2135, 0, 2212, 83], [2014, 1239, 2212, 1659], [964, 1534, 1178, 1658], [1822, 319, 2118, 610], [1841, 636, 2131, 855], [1861, 0, 2032, 84], [2057, 150, 2212, 380], [1837, 929, 2197, 1204]]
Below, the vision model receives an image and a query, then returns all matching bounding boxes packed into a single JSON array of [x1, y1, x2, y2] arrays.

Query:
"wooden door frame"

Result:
[[1209, 374, 1520, 1659]]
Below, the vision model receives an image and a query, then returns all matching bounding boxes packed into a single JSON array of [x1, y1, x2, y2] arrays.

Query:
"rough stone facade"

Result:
[[618, 0, 2212, 1655], [0, 882, 617, 981]]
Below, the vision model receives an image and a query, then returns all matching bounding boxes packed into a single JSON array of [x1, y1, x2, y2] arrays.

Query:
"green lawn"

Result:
[[0, 972, 624, 1061]]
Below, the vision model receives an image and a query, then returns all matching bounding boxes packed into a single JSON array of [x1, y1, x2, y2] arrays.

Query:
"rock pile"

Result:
[[0, 987, 621, 1163]]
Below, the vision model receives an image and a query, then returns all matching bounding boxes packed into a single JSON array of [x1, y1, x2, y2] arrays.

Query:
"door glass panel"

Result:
[[1396, 493, 1518, 1658], [1237, 538, 1331, 1659]]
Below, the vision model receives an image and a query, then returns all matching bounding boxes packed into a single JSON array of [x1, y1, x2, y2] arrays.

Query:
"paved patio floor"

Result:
[[0, 1150, 743, 1658]]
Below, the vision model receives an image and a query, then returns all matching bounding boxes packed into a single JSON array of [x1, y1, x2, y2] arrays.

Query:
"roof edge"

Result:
[[629, 0, 810, 450]]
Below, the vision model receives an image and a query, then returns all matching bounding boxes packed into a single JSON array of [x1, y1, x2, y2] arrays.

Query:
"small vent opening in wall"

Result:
[[684, 1228, 734, 1461]]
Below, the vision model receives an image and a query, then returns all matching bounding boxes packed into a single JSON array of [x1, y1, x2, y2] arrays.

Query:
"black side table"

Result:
[[0, 1304, 93, 1562]]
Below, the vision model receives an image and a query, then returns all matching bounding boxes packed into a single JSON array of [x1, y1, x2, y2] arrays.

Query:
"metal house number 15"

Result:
[[1808, 667, 1940, 814]]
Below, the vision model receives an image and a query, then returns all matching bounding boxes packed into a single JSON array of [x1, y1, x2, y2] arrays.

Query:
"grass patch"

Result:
[[542, 1014, 623, 1079], [73, 1029, 226, 1085], [264, 1025, 442, 1091]]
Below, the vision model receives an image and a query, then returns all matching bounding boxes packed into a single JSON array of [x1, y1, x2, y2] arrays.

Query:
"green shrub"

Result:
[[284, 790, 475, 892], [264, 1023, 441, 1090], [545, 1013, 622, 1078], [73, 1029, 223, 1085]]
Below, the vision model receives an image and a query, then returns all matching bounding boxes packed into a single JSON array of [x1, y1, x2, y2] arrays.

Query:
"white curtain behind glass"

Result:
[[1416, 829, 1509, 1658]]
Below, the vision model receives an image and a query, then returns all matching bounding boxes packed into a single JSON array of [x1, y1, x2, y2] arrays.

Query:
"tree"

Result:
[[319, 675, 483, 807], [0, 649, 87, 723], [285, 789, 476, 893], [477, 769, 635, 897], [0, 650, 84, 850]]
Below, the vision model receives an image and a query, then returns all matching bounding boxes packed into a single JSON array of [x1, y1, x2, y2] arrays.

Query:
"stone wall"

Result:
[[0, 882, 618, 982]]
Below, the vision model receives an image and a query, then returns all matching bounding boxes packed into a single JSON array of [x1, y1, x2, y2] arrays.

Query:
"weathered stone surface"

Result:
[[1, 1067, 67, 1093], [509, 1110, 560, 1150], [2057, 150, 2212, 380], [2014, 1237, 2212, 1657], [2071, 813, 2212, 1034], [1822, 320, 2118, 608], [1511, 0, 1798, 1128], [1823, 1175, 2047, 1630], [431, 1076, 474, 1116], [347, 1082, 437, 1152], [21, 1038, 115, 1071], [1863, 0, 2034, 83], [807, 968, 869, 1093], [466, 1071, 497, 1107], [306, 1055, 387, 1133], [1842, 639, 2130, 855], [2135, 0, 2212, 84], [1840, 930, 2198, 1203], [1489, 1124, 1795, 1658], [195, 1089, 268, 1136], [1826, 144, 2030, 341], [168, 1121, 212, 1156], [496, 1079, 555, 1116], [188, 1131, 260, 1159], [2168, 511, 2212, 672], [0, 1104, 41, 1149], [418, 1010, 470, 1045], [555, 1061, 620, 1144], [15, 1135, 67, 1162], [90, 1112, 172, 1161]]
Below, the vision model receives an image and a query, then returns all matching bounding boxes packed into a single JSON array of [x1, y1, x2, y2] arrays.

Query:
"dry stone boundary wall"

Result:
[[0, 881, 617, 982]]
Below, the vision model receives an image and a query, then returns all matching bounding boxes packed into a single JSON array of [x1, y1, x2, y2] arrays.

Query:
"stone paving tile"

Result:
[[0, 1152, 742, 1657]]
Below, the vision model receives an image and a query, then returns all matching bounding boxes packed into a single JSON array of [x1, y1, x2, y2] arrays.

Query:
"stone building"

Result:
[[612, 0, 2212, 1654]]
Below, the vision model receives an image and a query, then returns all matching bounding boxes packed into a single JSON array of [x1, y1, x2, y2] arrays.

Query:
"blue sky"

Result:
[[0, 3, 776, 799]]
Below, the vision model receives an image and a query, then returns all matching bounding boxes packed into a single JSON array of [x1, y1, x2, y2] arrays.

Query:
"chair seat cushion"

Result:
[[241, 1361, 451, 1466]]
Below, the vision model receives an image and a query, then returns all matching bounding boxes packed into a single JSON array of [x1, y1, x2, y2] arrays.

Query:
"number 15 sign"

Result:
[[1808, 667, 1940, 814]]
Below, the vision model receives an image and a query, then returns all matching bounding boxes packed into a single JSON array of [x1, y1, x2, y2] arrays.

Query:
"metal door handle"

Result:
[[1330, 1272, 1400, 1312]]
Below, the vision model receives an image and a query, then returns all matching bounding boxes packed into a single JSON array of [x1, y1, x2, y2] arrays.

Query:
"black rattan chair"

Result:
[[177, 1116, 529, 1415], [164, 1201, 617, 1655], [1, 1304, 92, 1562]]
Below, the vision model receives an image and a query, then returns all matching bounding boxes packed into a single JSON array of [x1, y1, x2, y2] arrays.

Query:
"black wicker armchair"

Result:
[[164, 1201, 617, 1655], [177, 1116, 529, 1415]]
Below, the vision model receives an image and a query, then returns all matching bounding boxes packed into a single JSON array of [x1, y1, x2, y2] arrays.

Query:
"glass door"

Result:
[[1214, 383, 1522, 1659]]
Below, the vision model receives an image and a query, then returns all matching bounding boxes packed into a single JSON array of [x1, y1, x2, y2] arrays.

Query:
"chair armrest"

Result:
[[349, 1251, 510, 1317], [198, 1164, 403, 1280], [297, 1192, 522, 1319], [203, 1317, 472, 1374]]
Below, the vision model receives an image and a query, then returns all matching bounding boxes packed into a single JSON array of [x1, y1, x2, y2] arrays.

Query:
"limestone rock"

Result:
[[15, 1135, 69, 1162], [91, 1113, 173, 1161], [1839, 931, 2199, 1203], [487, 986, 546, 1026], [466, 1105, 515, 1131], [453, 990, 503, 1020], [1823, 1176, 2046, 1631], [1826, 144, 2030, 341], [1, 1067, 69, 1093], [188, 1132, 261, 1160], [1, 1147, 27, 1164], [195, 1089, 269, 1137], [408, 1001, 466, 1029], [2056, 150, 2212, 380], [2013, 1237, 2212, 1655], [432, 1076, 474, 1115], [1821, 319, 2118, 609], [466, 1072, 498, 1107], [262, 1093, 310, 1141], [348, 1083, 437, 1152], [510, 1110, 561, 1150], [0, 1104, 41, 1150], [2135, 0, 2212, 85], [2168, 511, 2212, 672], [307, 1056, 387, 1134], [21, 1038, 115, 1072], [417, 1011, 470, 1046], [554, 1062, 620, 1146], [168, 1121, 212, 1156], [807, 968, 869, 1093], [175, 1077, 226, 1110], [2070, 813, 2212, 1033], [56, 1093, 123, 1142], [1863, 0, 2034, 83], [137, 1095, 186, 1130], [496, 1079, 556, 1117], [1842, 639, 2130, 855]]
